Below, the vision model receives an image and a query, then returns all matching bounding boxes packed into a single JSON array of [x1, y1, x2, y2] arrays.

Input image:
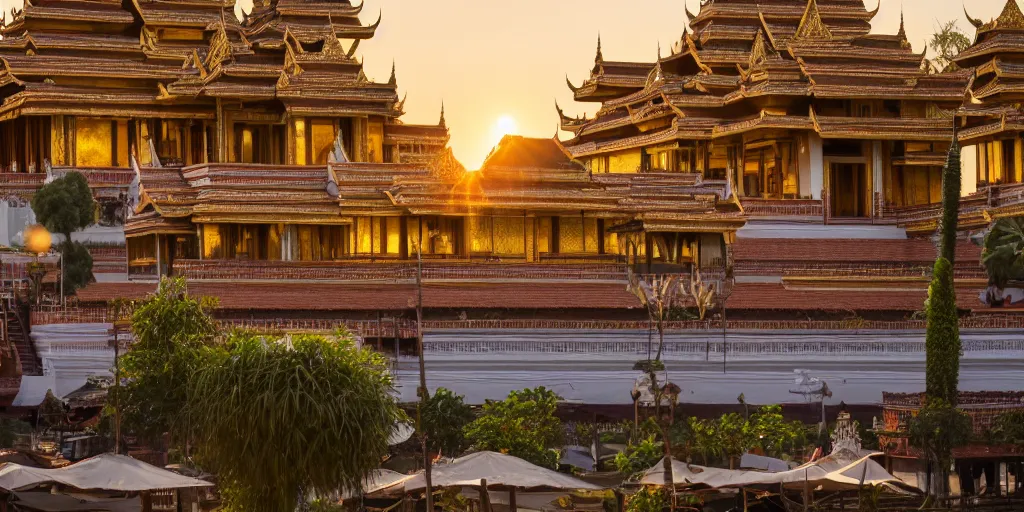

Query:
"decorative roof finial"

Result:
[[794, 0, 833, 41], [897, 8, 911, 49], [595, 33, 603, 63], [657, 41, 662, 60], [388, 60, 396, 86], [439, 101, 446, 128], [995, 0, 1024, 30], [964, 4, 984, 29]]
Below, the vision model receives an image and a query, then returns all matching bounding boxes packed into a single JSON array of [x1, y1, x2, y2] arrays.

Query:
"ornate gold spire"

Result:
[[595, 34, 603, 63], [897, 9, 912, 50], [388, 61, 396, 86], [995, 0, 1024, 30], [794, 0, 833, 41], [439, 102, 446, 128]]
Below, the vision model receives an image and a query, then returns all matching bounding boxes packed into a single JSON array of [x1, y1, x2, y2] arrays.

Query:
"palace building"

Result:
[[2, 0, 1024, 407]]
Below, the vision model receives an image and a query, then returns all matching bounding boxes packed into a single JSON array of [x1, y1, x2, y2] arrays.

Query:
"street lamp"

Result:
[[24, 225, 52, 306], [412, 226, 440, 512]]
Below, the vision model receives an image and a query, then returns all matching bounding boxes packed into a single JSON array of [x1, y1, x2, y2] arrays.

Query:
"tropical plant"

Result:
[[614, 435, 663, 478], [717, 413, 752, 469], [625, 487, 669, 512], [185, 332, 402, 512], [929, 20, 971, 72], [749, 405, 808, 459], [990, 410, 1024, 445], [464, 387, 563, 468], [982, 216, 1024, 297], [421, 387, 474, 456], [118, 277, 218, 444], [31, 171, 97, 294], [685, 416, 721, 466], [908, 399, 971, 496]]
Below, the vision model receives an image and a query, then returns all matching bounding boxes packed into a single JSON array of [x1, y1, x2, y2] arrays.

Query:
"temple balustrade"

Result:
[[420, 331, 1024, 359], [740, 198, 825, 219], [733, 262, 987, 280], [169, 259, 630, 282], [30, 306, 1024, 333]]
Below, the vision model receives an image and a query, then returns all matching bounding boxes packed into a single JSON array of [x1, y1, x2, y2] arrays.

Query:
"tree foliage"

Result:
[[59, 241, 95, 295], [614, 435, 663, 478], [748, 405, 809, 459], [925, 259, 962, 406], [421, 387, 474, 456], [119, 278, 218, 443], [909, 400, 971, 490], [185, 332, 402, 512], [929, 20, 971, 73], [625, 487, 669, 512], [982, 217, 1024, 290], [464, 387, 563, 468], [31, 171, 95, 239], [991, 411, 1024, 445], [939, 135, 962, 265]]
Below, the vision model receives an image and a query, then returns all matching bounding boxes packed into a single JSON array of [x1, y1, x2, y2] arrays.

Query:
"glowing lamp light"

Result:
[[24, 224, 52, 255]]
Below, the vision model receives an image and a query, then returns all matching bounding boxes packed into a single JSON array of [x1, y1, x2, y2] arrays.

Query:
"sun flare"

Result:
[[492, 115, 519, 142]]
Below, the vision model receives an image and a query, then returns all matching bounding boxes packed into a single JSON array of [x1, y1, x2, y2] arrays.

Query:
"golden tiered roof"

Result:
[[560, 0, 971, 150], [957, 0, 1024, 143], [0, 0, 209, 121]]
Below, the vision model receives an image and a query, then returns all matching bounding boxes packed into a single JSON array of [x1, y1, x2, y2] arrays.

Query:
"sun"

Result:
[[492, 115, 519, 142]]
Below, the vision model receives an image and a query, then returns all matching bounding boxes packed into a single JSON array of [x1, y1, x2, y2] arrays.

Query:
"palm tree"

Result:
[[982, 217, 1024, 305]]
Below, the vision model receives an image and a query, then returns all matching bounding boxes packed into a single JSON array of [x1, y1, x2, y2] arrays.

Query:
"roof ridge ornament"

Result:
[[897, 9, 912, 50], [388, 61, 396, 85], [866, 0, 881, 20], [964, 4, 984, 29], [346, 39, 360, 59], [794, 0, 833, 41], [595, 34, 603, 63], [439, 101, 446, 128]]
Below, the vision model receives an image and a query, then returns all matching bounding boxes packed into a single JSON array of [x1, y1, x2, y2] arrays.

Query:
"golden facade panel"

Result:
[[493, 217, 526, 256], [75, 118, 114, 167], [559, 217, 584, 253]]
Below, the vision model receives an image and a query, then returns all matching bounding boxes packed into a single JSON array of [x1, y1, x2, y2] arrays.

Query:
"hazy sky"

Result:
[[0, 0, 1015, 168]]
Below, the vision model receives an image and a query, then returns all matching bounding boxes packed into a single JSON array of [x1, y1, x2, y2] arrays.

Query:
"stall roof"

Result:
[[403, 451, 602, 491], [0, 454, 212, 492], [641, 449, 914, 492]]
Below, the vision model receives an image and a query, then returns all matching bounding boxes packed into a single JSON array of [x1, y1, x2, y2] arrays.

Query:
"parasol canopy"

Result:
[[0, 454, 213, 492], [403, 451, 602, 491]]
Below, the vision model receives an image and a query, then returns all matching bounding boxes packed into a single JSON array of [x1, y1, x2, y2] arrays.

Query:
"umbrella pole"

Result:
[[509, 487, 517, 512], [480, 479, 491, 512], [742, 488, 748, 512]]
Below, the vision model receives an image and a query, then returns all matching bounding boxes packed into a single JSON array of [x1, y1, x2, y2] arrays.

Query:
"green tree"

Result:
[[464, 387, 563, 468], [613, 435, 663, 478], [925, 258, 962, 405], [0, 418, 32, 449], [717, 413, 753, 469], [685, 417, 722, 466], [31, 172, 94, 239], [119, 277, 218, 443], [982, 217, 1024, 301], [625, 487, 669, 512], [908, 399, 971, 495], [186, 332, 402, 512], [421, 387, 474, 456], [991, 411, 1024, 445], [749, 405, 807, 459], [30, 172, 97, 294], [929, 20, 971, 72]]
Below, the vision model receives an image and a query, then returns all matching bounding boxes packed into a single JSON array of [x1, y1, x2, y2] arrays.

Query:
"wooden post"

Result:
[[509, 487, 517, 512], [141, 492, 152, 512], [614, 490, 625, 512], [742, 488, 749, 512], [479, 479, 491, 512]]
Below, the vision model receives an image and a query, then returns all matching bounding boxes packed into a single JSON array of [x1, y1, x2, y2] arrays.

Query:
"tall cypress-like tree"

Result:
[[926, 127, 962, 406]]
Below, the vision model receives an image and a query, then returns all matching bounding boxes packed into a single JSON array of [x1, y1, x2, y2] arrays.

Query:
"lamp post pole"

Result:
[[416, 233, 433, 511]]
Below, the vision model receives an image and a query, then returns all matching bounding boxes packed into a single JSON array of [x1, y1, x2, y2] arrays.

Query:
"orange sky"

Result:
[[0, 0, 1015, 168]]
